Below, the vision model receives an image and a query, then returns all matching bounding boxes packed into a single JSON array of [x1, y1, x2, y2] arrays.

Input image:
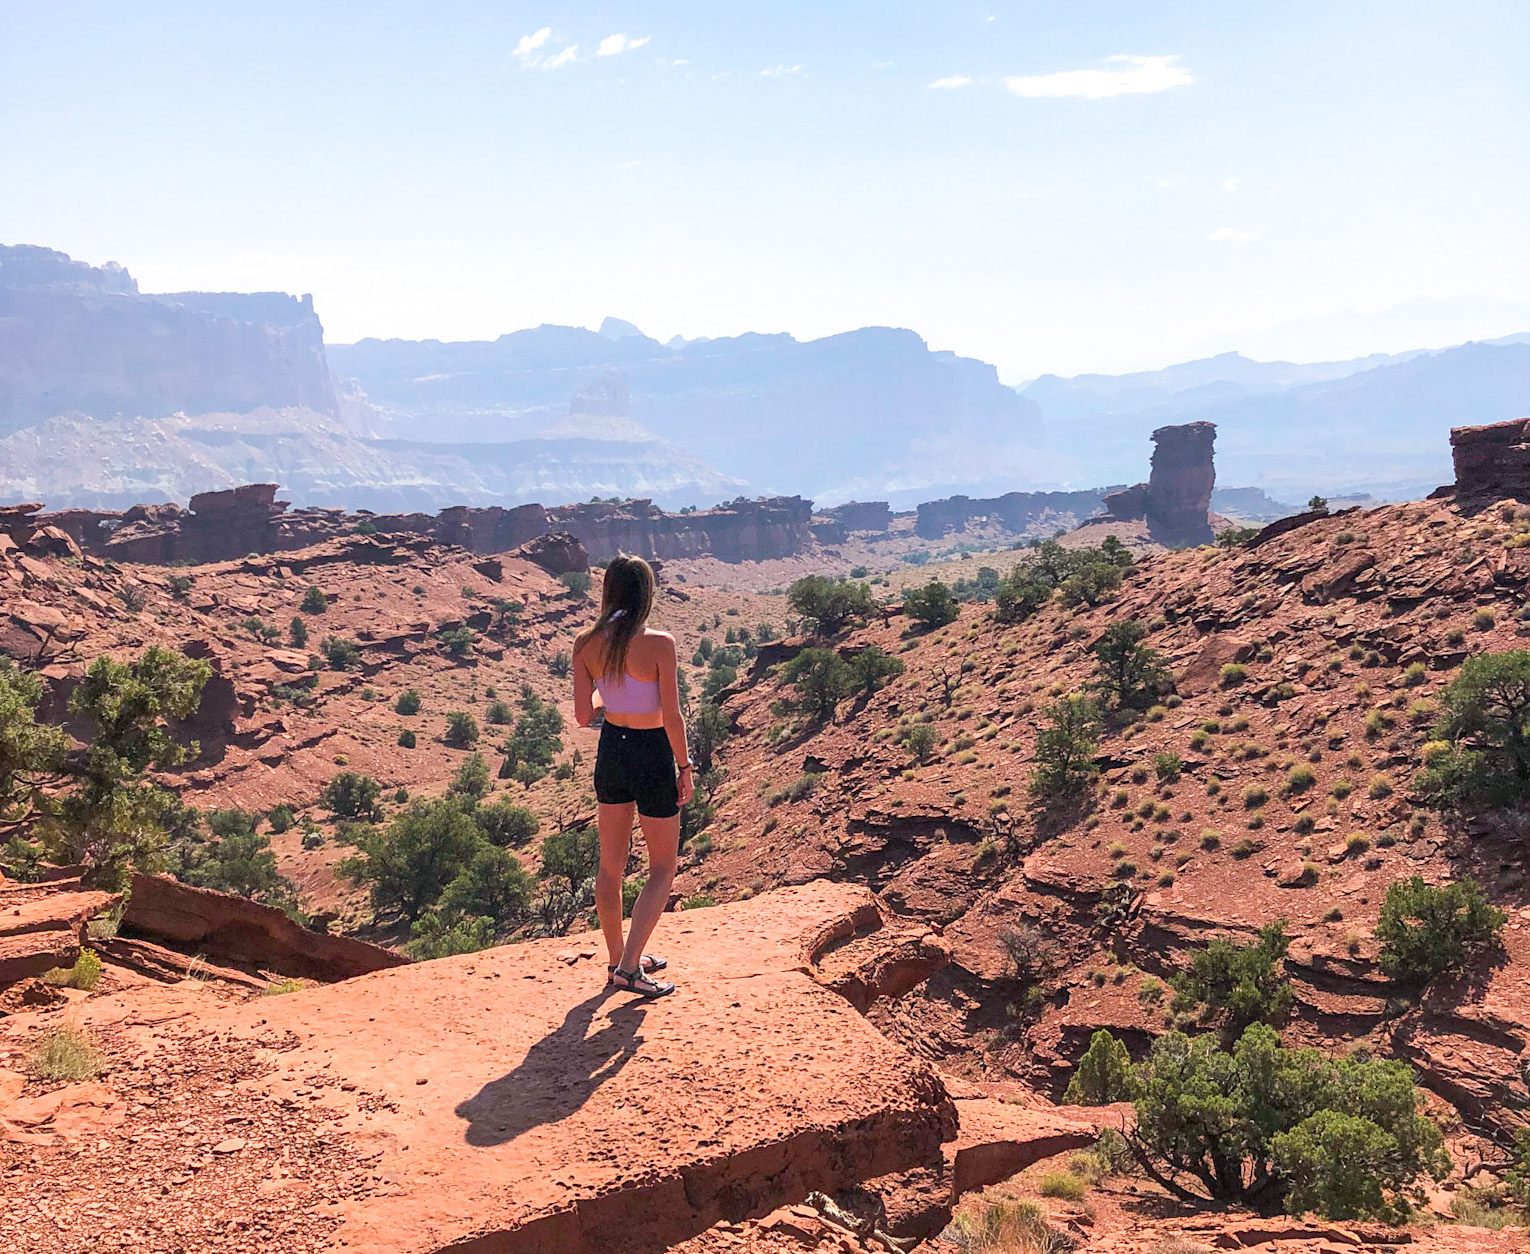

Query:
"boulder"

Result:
[[512, 530, 590, 575]]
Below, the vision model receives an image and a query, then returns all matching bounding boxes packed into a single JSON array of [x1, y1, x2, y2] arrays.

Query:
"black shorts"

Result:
[[593, 723, 680, 818]]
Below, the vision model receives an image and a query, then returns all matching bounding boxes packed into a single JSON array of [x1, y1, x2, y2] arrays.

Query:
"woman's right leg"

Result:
[[618, 810, 680, 976], [594, 801, 636, 968]]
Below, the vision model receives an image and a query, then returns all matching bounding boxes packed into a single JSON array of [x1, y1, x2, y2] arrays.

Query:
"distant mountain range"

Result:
[[1, 243, 1526, 513]]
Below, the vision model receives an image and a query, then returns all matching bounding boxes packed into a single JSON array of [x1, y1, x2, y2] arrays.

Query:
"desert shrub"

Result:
[[1029, 695, 1102, 800], [903, 580, 960, 630], [448, 753, 491, 799], [850, 645, 903, 695], [1125, 1024, 1446, 1217], [1402, 662, 1427, 688], [1171, 919, 1292, 1036], [49, 947, 103, 991], [437, 625, 477, 659], [1417, 651, 1530, 807], [168, 574, 194, 601], [1059, 560, 1123, 607], [1038, 1170, 1088, 1202], [1374, 875, 1504, 985], [994, 567, 1053, 622], [171, 807, 297, 907], [486, 699, 513, 725], [320, 635, 361, 670], [497, 686, 564, 780], [1220, 663, 1248, 688], [287, 616, 309, 648], [781, 648, 854, 722], [548, 650, 572, 678], [1089, 621, 1172, 710], [1285, 764, 1316, 795], [395, 688, 422, 715], [786, 575, 874, 636], [900, 722, 938, 762], [340, 797, 482, 923], [398, 729, 417, 748], [1064, 1028, 1136, 1105], [406, 910, 495, 959], [29, 1022, 103, 1081], [475, 797, 540, 847], [559, 570, 592, 596], [444, 710, 480, 748], [266, 803, 295, 833], [1154, 752, 1182, 783], [322, 772, 382, 820], [301, 585, 328, 614]]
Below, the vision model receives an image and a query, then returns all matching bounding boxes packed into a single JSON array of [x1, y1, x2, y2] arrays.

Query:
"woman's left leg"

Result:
[[618, 810, 680, 976], [594, 801, 636, 968]]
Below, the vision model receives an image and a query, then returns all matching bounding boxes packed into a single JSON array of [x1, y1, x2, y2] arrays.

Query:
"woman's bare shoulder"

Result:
[[640, 628, 677, 654]]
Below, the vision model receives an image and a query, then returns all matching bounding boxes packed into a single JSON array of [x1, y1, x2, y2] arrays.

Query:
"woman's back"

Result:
[[580, 627, 667, 721]]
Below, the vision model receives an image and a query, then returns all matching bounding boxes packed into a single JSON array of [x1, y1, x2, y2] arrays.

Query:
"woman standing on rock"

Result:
[[572, 555, 693, 999]]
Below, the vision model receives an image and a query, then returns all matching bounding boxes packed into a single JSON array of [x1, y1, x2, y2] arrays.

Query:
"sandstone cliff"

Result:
[[1448, 415, 1530, 500], [914, 489, 1109, 540], [0, 245, 337, 431], [11, 483, 815, 566]]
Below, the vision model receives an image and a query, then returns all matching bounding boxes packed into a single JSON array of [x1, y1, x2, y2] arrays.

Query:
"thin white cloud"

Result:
[[1152, 174, 1186, 189], [513, 27, 552, 63], [613, 159, 642, 171], [872, 60, 895, 70], [929, 75, 972, 90], [759, 64, 804, 77], [1208, 227, 1258, 243], [543, 44, 579, 69], [1223, 177, 1241, 192], [598, 33, 651, 57], [998, 187, 1056, 202], [657, 58, 688, 69], [1006, 55, 1192, 100]]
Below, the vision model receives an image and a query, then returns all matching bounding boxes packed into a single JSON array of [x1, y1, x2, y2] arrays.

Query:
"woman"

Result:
[[572, 555, 694, 999]]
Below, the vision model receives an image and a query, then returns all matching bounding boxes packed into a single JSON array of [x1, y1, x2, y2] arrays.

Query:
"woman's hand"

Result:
[[677, 763, 695, 806]]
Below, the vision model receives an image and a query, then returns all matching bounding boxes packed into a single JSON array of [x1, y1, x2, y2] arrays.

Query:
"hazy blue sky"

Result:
[[3, 1, 1526, 376]]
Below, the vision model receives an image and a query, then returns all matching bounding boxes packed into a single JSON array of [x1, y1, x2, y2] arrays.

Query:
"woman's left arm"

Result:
[[573, 645, 599, 728], [656, 633, 693, 804]]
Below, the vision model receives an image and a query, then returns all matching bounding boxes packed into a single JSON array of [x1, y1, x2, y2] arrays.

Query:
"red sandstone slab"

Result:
[[207, 882, 955, 1254], [945, 1097, 1106, 1198]]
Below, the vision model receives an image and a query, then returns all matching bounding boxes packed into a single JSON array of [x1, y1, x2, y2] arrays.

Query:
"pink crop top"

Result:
[[595, 671, 662, 716]]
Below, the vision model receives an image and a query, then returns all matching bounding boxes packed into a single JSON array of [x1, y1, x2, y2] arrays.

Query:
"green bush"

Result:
[[1064, 1028, 1136, 1105], [1170, 919, 1293, 1037], [1374, 875, 1504, 985], [1037, 1170, 1088, 1202], [1220, 663, 1248, 688], [437, 625, 477, 659], [1129, 1024, 1447, 1217], [781, 647, 854, 722], [321, 635, 362, 670], [395, 688, 422, 715], [1417, 651, 1530, 807], [288, 616, 308, 647], [900, 722, 938, 762], [1030, 695, 1102, 800], [301, 585, 328, 614], [449, 753, 491, 799], [1059, 560, 1123, 607], [850, 645, 903, 695], [475, 797, 540, 847], [1154, 752, 1182, 783], [1089, 621, 1172, 710], [340, 797, 482, 923], [786, 575, 874, 636], [903, 580, 960, 630], [994, 567, 1052, 622], [322, 772, 382, 820], [398, 729, 417, 748], [266, 803, 295, 834], [444, 710, 480, 748], [559, 570, 592, 596], [28, 1023, 103, 1081]]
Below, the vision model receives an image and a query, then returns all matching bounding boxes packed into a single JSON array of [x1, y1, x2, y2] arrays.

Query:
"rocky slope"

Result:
[[671, 484, 1530, 1177]]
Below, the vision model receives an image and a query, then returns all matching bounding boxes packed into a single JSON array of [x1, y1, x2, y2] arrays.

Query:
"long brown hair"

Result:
[[575, 555, 656, 679]]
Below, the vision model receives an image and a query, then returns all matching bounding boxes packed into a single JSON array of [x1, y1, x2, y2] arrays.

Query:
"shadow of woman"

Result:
[[455, 989, 649, 1147]]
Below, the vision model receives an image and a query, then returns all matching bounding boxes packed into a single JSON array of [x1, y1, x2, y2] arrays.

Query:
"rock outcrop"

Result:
[[813, 500, 894, 542], [0, 875, 121, 984], [8, 485, 817, 567], [914, 489, 1109, 539], [120, 874, 408, 983], [1449, 416, 1530, 500], [0, 244, 337, 431], [1099, 420, 1216, 546], [4, 882, 959, 1254]]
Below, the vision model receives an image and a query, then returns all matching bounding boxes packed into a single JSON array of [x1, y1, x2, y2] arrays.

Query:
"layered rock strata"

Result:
[[1099, 420, 1217, 547], [914, 489, 1109, 540], [1449, 416, 1530, 499], [9, 487, 814, 567]]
